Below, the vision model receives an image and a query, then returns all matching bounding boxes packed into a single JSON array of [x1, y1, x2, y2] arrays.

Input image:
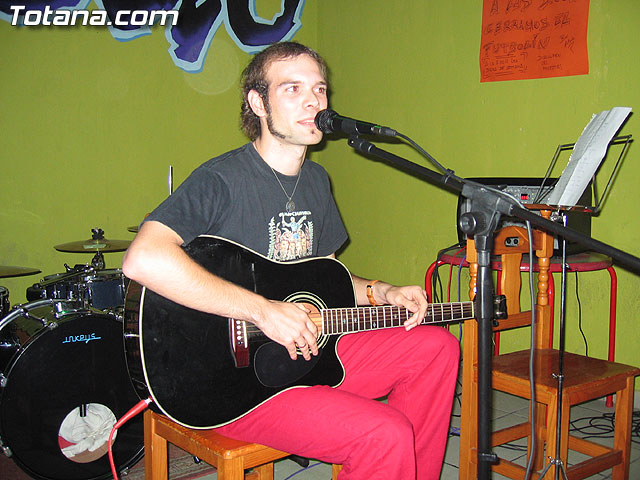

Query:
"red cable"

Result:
[[109, 397, 153, 480]]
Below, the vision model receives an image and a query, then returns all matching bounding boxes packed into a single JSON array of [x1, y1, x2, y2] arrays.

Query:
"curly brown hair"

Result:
[[240, 42, 328, 141]]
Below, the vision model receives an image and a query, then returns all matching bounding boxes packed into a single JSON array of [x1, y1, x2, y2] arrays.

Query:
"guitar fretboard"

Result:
[[322, 301, 474, 335]]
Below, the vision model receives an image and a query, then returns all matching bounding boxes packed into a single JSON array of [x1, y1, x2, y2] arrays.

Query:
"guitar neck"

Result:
[[320, 301, 474, 335]]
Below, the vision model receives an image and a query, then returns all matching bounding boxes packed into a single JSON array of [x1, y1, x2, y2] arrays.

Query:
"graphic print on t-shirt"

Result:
[[267, 210, 313, 261]]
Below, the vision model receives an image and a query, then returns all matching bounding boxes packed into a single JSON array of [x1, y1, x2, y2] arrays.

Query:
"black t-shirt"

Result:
[[145, 143, 348, 261]]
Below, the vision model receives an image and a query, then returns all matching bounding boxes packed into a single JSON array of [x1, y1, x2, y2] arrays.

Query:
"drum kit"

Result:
[[0, 227, 145, 480]]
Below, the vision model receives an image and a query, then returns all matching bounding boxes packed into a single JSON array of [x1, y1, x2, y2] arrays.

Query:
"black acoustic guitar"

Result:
[[123, 236, 474, 428]]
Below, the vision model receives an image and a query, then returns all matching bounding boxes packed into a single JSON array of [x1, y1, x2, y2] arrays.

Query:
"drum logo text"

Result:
[[62, 333, 102, 344]]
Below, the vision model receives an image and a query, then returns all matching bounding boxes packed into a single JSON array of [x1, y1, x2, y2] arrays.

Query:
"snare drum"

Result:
[[27, 268, 126, 311], [0, 300, 143, 479]]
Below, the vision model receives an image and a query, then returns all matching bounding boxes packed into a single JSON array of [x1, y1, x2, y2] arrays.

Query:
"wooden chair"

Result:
[[144, 409, 343, 479], [458, 218, 640, 479]]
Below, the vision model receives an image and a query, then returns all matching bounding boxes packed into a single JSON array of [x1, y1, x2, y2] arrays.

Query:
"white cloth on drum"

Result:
[[58, 404, 116, 457]]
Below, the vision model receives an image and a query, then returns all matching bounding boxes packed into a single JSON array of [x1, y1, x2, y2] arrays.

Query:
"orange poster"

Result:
[[480, 0, 590, 82]]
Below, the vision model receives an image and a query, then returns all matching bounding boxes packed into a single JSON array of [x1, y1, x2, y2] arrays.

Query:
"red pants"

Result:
[[216, 326, 460, 479]]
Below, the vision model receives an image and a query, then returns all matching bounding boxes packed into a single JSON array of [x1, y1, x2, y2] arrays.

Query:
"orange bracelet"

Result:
[[366, 280, 380, 306]]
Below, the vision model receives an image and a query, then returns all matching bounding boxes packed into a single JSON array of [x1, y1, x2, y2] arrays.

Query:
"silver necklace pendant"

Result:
[[267, 162, 301, 215], [286, 199, 295, 213]]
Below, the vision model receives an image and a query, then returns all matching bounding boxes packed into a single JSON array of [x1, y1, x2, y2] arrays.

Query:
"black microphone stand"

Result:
[[345, 135, 640, 480]]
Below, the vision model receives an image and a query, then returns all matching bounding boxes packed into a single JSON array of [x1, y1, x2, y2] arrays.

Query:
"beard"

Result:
[[264, 97, 287, 140]]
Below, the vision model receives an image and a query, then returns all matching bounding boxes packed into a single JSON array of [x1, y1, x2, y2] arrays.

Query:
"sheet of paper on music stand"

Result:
[[546, 107, 632, 207]]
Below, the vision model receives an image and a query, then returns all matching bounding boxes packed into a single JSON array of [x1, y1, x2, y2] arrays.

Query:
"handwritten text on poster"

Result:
[[480, 0, 590, 82]]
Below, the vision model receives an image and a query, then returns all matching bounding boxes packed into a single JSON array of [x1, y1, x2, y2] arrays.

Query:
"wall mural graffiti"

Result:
[[0, 0, 306, 72]]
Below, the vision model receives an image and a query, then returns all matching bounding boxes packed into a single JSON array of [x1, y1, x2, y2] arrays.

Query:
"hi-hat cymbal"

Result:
[[0, 265, 41, 278], [54, 237, 131, 253]]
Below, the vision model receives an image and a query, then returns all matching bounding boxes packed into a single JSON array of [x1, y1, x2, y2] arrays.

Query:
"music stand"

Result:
[[534, 135, 633, 215]]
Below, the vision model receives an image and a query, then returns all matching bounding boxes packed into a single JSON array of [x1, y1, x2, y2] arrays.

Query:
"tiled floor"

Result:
[[188, 386, 640, 479]]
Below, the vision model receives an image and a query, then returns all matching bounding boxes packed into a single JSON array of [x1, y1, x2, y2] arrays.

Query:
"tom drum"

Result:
[[27, 268, 126, 311]]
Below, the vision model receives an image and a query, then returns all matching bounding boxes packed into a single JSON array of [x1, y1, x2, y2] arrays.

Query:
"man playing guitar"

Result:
[[123, 41, 459, 479]]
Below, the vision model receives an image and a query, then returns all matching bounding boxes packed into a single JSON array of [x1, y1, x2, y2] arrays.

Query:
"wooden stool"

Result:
[[459, 222, 640, 479], [144, 409, 343, 479]]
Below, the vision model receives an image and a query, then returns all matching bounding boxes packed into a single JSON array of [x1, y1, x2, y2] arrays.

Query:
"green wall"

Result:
[[315, 0, 640, 388], [1, 1, 639, 390], [0, 0, 318, 299]]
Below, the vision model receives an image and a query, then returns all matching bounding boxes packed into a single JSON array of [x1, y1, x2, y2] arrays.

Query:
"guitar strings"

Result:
[[241, 303, 474, 335]]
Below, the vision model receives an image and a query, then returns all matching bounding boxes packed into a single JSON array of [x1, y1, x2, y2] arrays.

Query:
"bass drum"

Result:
[[0, 300, 143, 480]]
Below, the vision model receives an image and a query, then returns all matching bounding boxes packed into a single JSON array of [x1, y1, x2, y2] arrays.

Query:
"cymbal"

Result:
[[54, 237, 131, 253], [0, 265, 41, 278], [128, 225, 139, 233]]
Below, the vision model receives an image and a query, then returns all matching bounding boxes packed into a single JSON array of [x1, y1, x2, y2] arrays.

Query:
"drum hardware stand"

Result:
[[90, 228, 107, 269], [64, 263, 95, 275], [345, 134, 640, 480], [91, 252, 105, 270], [40, 265, 94, 287]]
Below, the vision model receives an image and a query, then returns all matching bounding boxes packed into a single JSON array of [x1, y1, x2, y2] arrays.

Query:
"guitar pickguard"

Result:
[[254, 342, 321, 387]]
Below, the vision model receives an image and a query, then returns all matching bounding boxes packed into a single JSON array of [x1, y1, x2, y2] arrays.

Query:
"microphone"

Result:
[[314, 109, 397, 137]]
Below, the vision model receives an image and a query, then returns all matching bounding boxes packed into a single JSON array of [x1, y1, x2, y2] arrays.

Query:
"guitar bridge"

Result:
[[229, 318, 249, 368]]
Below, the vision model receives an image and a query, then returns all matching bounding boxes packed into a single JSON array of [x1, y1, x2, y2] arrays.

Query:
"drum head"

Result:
[[0, 307, 143, 480]]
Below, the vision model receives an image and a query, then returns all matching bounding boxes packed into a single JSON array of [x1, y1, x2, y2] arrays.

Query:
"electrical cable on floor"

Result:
[[570, 412, 615, 438], [497, 442, 528, 452], [282, 460, 324, 479], [570, 409, 640, 445], [109, 397, 153, 480]]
